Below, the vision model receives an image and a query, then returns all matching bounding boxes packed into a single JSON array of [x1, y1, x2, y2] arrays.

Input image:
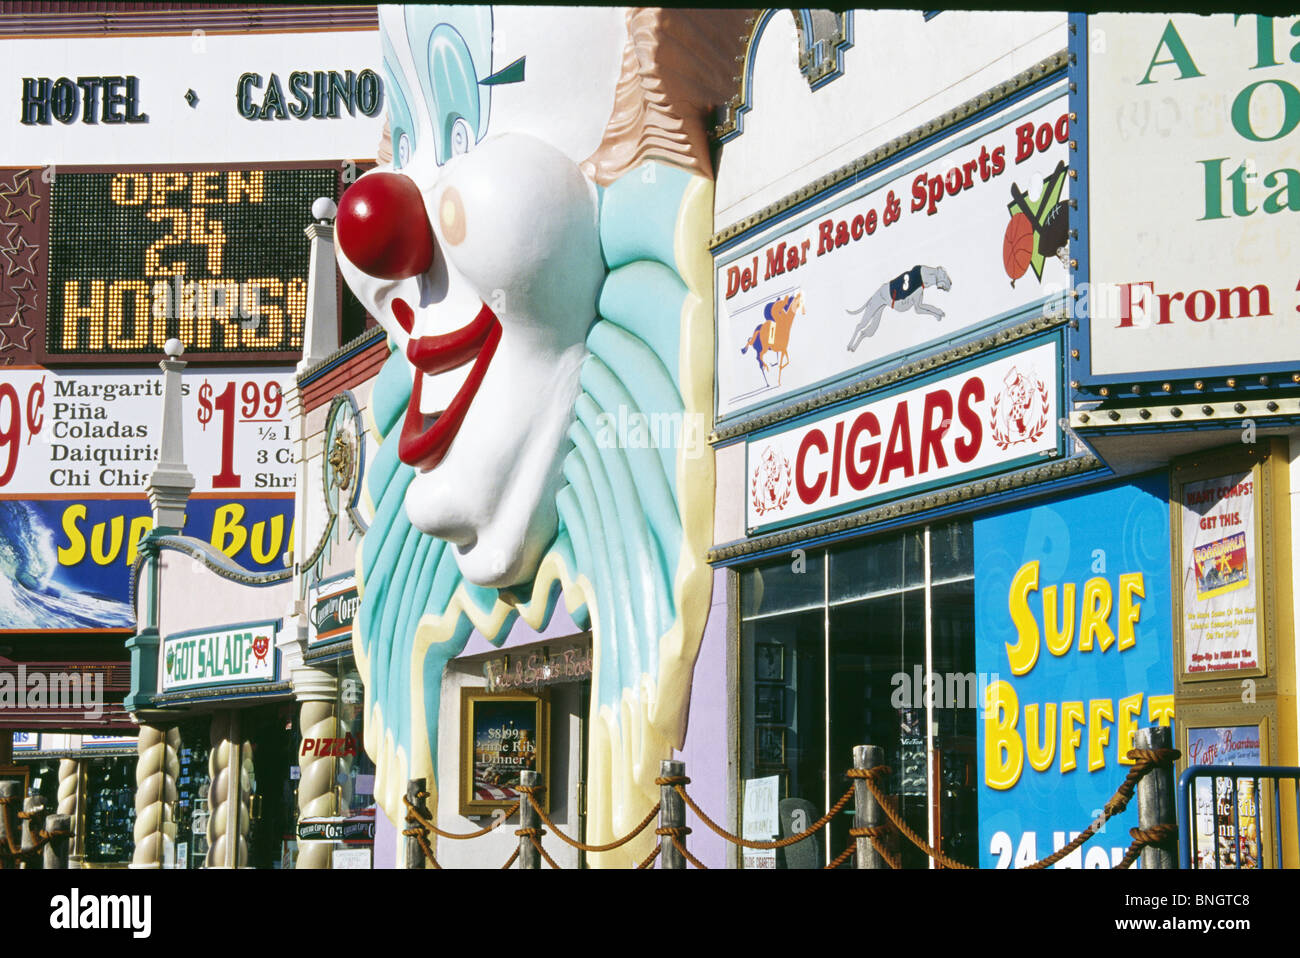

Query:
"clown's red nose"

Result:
[[336, 172, 435, 280]]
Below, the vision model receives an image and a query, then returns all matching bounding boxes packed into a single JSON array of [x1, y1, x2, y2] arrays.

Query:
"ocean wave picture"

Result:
[[0, 500, 134, 630]]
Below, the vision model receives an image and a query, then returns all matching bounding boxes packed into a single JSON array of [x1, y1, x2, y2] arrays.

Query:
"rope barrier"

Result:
[[518, 785, 660, 852], [848, 823, 901, 869], [663, 775, 855, 850], [517, 828, 561, 869], [850, 766, 972, 870], [825, 842, 857, 869], [394, 745, 1182, 871], [403, 795, 519, 839], [657, 826, 706, 869], [1115, 823, 1179, 870], [502, 847, 519, 869], [401, 825, 441, 869], [1025, 747, 1179, 870], [0, 827, 64, 866]]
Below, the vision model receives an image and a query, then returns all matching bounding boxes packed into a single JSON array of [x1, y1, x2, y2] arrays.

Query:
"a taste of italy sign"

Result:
[[1081, 14, 1300, 381]]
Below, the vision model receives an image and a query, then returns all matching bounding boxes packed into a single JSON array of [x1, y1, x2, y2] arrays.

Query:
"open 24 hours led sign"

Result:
[[43, 163, 339, 365]]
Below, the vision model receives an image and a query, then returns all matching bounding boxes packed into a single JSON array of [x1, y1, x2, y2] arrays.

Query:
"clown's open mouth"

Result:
[[395, 297, 502, 471]]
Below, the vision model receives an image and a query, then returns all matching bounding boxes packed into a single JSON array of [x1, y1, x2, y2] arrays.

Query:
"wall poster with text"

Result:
[[1185, 722, 1265, 869], [1171, 445, 1280, 687], [1178, 472, 1260, 678], [458, 689, 548, 817]]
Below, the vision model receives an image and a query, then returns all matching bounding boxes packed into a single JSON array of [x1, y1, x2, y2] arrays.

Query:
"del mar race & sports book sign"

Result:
[[716, 84, 1069, 420]]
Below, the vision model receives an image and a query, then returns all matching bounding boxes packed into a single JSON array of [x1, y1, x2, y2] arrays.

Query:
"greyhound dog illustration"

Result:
[[846, 265, 952, 352], [740, 291, 804, 386]]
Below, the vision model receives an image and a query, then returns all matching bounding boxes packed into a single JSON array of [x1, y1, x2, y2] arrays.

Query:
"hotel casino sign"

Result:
[[35, 162, 346, 365]]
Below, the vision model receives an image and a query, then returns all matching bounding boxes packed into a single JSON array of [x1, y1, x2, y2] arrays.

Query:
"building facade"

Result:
[[4, 6, 1298, 871]]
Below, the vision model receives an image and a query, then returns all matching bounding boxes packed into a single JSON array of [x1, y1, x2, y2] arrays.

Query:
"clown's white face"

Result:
[[334, 6, 623, 587]]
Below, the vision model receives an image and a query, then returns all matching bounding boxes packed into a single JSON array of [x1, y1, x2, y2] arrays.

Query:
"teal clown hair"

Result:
[[354, 161, 714, 861]]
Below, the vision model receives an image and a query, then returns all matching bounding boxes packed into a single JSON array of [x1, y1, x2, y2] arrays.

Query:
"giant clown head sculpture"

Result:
[[335, 6, 749, 865]]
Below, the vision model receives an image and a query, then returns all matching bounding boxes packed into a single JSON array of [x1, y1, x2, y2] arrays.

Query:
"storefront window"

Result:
[[21, 759, 59, 812], [84, 757, 135, 865], [175, 720, 211, 869], [245, 703, 300, 869], [338, 666, 376, 816], [740, 520, 977, 867]]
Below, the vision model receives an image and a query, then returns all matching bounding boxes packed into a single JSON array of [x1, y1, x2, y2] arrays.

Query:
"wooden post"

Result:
[[20, 793, 45, 869], [1134, 726, 1177, 870], [517, 770, 541, 869], [659, 759, 686, 869], [405, 778, 429, 870], [0, 781, 19, 869], [44, 815, 71, 869], [853, 745, 887, 869]]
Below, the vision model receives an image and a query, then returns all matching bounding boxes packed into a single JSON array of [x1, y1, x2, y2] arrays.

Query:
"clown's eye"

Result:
[[450, 117, 473, 157], [397, 133, 412, 169]]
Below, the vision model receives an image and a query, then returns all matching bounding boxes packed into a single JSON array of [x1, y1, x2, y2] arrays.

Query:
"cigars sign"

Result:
[[745, 338, 1060, 532]]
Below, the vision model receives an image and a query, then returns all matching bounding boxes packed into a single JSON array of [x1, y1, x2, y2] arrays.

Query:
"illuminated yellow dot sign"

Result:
[[47, 167, 336, 359]]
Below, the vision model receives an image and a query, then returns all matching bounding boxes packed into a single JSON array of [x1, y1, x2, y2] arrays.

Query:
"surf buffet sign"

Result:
[[744, 337, 1060, 533], [715, 87, 1070, 421]]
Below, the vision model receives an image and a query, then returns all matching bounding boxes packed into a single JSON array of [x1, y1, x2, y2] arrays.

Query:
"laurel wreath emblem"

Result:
[[751, 453, 792, 515], [989, 374, 1051, 450]]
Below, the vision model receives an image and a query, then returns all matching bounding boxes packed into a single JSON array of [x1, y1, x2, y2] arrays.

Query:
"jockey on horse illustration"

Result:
[[740, 290, 804, 386], [846, 264, 952, 352]]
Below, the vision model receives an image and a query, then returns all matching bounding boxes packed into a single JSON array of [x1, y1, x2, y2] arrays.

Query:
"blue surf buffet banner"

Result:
[[0, 496, 293, 630], [974, 475, 1174, 867]]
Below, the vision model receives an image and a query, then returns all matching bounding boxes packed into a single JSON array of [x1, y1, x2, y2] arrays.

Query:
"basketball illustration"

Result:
[[1003, 211, 1035, 285]]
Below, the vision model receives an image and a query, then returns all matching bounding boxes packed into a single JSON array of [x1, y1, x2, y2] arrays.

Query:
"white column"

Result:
[[147, 340, 195, 531], [297, 199, 340, 376]]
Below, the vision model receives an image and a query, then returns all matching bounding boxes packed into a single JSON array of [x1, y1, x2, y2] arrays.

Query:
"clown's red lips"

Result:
[[396, 298, 502, 470]]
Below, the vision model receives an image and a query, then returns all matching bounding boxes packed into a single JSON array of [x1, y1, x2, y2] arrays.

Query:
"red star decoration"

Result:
[[1, 235, 38, 277], [1, 176, 41, 223], [0, 221, 18, 251]]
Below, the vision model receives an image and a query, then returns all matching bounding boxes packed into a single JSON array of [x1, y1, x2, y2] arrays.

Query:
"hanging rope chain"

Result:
[[395, 746, 1181, 870]]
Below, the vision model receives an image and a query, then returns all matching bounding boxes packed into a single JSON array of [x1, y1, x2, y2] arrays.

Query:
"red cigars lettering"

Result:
[[747, 346, 1058, 527], [791, 376, 983, 507]]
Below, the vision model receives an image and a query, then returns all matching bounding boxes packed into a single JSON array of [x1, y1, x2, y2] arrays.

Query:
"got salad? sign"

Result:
[[161, 620, 278, 692]]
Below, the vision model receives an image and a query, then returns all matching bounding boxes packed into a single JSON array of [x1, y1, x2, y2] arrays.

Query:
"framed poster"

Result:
[[754, 684, 784, 724], [755, 726, 786, 768], [1171, 445, 1283, 686], [459, 689, 549, 817], [754, 643, 784, 682], [1176, 702, 1276, 869]]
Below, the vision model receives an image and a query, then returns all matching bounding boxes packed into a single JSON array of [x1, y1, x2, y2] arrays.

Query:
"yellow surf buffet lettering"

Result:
[[984, 560, 1174, 790]]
